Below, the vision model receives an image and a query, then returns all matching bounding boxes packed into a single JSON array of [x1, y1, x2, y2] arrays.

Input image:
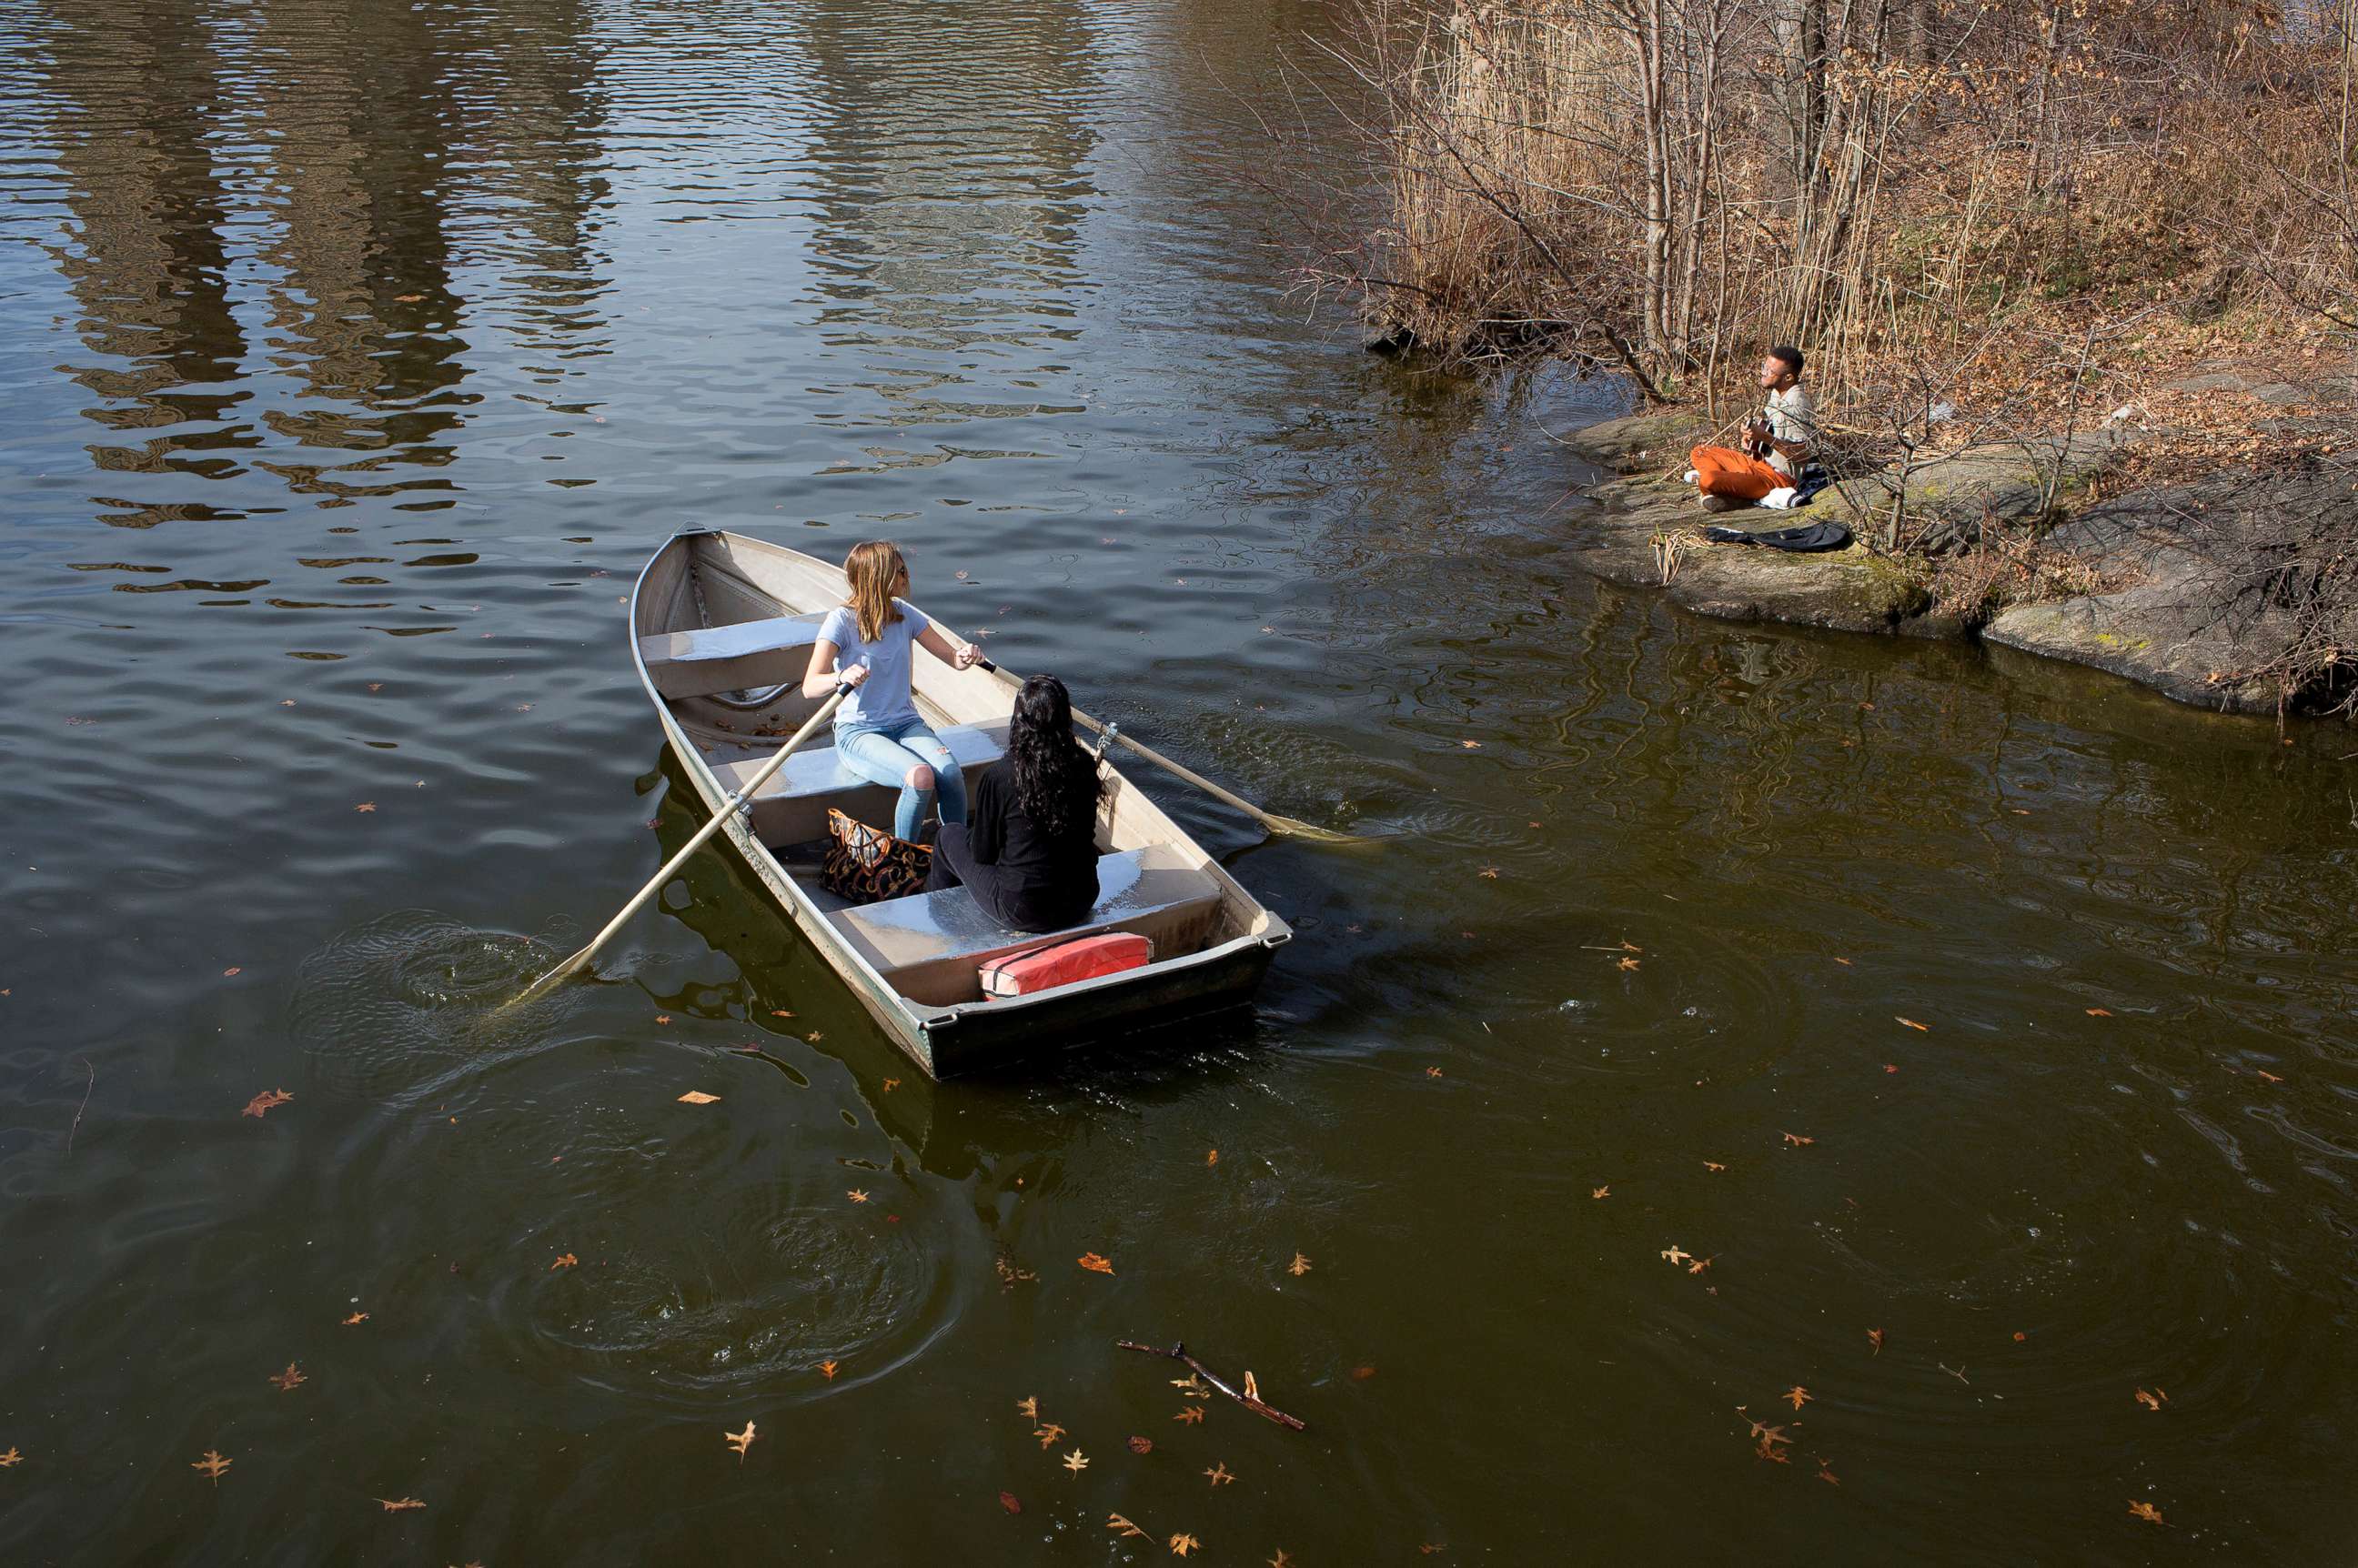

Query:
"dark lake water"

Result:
[[4, 1, 2356, 1562]]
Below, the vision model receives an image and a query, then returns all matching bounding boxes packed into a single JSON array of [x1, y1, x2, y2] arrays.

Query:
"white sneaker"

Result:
[[1683, 468, 1700, 486], [1761, 487, 1799, 510]]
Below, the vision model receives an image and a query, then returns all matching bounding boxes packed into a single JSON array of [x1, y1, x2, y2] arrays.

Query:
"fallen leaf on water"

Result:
[[725, 1422, 756, 1462], [1478, 866, 1499, 879], [1785, 1386, 1812, 1410], [1174, 1406, 1205, 1424], [1661, 1246, 1692, 1265], [1170, 1536, 1200, 1557], [223, 967, 241, 977], [0, 1448, 20, 1467], [1107, 1513, 1148, 1539], [1833, 957, 1851, 966], [1000, 1492, 1022, 1514], [1204, 1462, 1235, 1486], [1592, 1185, 1610, 1199], [1287, 1252, 1311, 1277], [193, 1450, 232, 1483], [1617, 955, 1640, 971], [270, 1362, 306, 1391], [1425, 1066, 1443, 1079], [678, 1091, 720, 1105], [550, 1253, 578, 1270], [1271, 1553, 1292, 1568], [343, 1312, 368, 1326], [1883, 1063, 1899, 1073], [1688, 1255, 1714, 1275], [1868, 1329, 1884, 1355], [771, 1009, 795, 1018], [806, 1031, 823, 1042], [2135, 1387, 2167, 1412], [2256, 1069, 2284, 1083], [2129, 1501, 2165, 1524], [1174, 1373, 1209, 1396], [654, 1014, 671, 1024], [820, 1361, 839, 1380], [996, 1257, 1036, 1286], [1015, 1396, 1038, 1420], [1745, 1418, 1791, 1448], [2086, 1007, 2112, 1017], [395, 293, 424, 302], [1129, 1434, 1154, 1453], [1206, 1149, 1219, 1167], [1078, 1252, 1114, 1274], [1035, 1424, 1065, 1449], [355, 802, 376, 813], [1244, 1372, 1260, 1402], [1817, 1460, 1840, 1486], [883, 1078, 901, 1091], [1461, 739, 1480, 749], [847, 1190, 869, 1204], [1782, 1132, 1815, 1147], [1895, 1016, 1928, 1031], [242, 1089, 294, 1119], [1755, 1438, 1792, 1464], [1063, 1449, 1089, 1473], [2013, 1331, 2027, 1342], [377, 1497, 425, 1512], [1703, 1161, 1726, 1172]]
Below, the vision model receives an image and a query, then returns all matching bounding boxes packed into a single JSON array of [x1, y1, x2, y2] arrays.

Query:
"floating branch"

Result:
[[1114, 1340, 1307, 1432]]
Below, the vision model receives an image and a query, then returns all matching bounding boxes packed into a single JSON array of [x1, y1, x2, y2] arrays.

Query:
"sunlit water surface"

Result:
[[1, 1, 2353, 1562]]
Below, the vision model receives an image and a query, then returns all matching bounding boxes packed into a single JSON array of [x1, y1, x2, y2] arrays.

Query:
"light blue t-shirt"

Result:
[[819, 599, 930, 731]]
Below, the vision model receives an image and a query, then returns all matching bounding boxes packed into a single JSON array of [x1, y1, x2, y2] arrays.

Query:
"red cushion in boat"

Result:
[[979, 932, 1153, 998]]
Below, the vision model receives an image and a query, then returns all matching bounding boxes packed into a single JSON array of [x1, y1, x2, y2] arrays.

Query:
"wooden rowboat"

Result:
[[629, 529, 1291, 1079]]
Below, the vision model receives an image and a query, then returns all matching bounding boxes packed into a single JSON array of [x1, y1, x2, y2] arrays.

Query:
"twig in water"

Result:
[[66, 1056, 93, 1157], [1114, 1341, 1307, 1431], [1940, 1362, 1971, 1385]]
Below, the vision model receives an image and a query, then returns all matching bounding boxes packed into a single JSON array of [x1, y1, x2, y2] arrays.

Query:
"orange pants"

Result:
[[1690, 444, 1787, 501]]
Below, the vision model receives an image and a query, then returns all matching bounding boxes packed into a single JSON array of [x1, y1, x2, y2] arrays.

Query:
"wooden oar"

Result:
[[509, 684, 852, 1006], [974, 658, 1366, 845]]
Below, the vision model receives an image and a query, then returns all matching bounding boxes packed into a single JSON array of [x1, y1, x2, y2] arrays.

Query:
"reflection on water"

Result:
[[1, 0, 2354, 1563]]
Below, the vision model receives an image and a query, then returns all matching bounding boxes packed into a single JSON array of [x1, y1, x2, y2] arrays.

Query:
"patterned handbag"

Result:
[[821, 808, 934, 904]]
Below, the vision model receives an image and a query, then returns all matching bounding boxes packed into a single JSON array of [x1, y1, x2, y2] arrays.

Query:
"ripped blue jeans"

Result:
[[835, 717, 968, 841]]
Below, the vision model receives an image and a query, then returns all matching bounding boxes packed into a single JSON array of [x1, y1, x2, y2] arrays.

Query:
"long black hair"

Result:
[[1008, 674, 1103, 843]]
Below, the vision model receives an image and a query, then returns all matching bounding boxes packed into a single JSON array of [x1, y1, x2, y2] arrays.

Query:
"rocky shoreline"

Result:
[[1557, 372, 2353, 718]]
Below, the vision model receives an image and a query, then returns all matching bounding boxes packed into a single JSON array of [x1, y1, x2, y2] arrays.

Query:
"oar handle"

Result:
[[512, 684, 851, 1006]]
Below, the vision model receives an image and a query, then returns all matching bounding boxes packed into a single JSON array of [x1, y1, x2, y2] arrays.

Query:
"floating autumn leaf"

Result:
[[223, 967, 242, 977], [1816, 1460, 1840, 1486], [882, 1077, 901, 1091], [771, 1009, 794, 1018], [996, 1257, 1036, 1286], [806, 1031, 823, 1042], [0, 1447, 18, 1467], [1755, 1437, 1792, 1464], [1351, 1365, 1376, 1380], [1703, 1161, 1726, 1172], [1063, 1449, 1089, 1473], [1271, 1553, 1292, 1568], [377, 1497, 425, 1512], [1785, 1386, 1812, 1411], [1782, 1132, 1814, 1147], [1243, 1372, 1259, 1402], [725, 1422, 756, 1462], [192, 1450, 232, 1484], [1015, 1396, 1039, 1420], [342, 1312, 368, 1326], [2129, 1501, 2165, 1524], [1688, 1255, 1714, 1275], [1460, 739, 1480, 749], [2256, 1069, 2284, 1083], [354, 802, 376, 813], [1174, 1406, 1205, 1424], [550, 1253, 578, 1271], [1477, 866, 1499, 879], [1078, 1251, 1114, 1274], [2135, 1387, 2168, 1412], [1128, 1436, 1154, 1454], [1895, 1016, 1928, 1031], [1108, 1513, 1149, 1539], [1868, 1329, 1884, 1355], [1832, 957, 1851, 966], [820, 1360, 839, 1380], [847, 1190, 870, 1204], [242, 1088, 294, 1119], [1034, 1424, 1065, 1449], [1286, 1252, 1311, 1277], [2085, 1007, 2112, 1017], [1205, 1149, 1219, 1167], [269, 1362, 306, 1391], [653, 1014, 671, 1025], [1204, 1462, 1235, 1486], [1660, 1246, 1691, 1265], [1425, 1066, 1443, 1078], [2012, 1331, 2027, 1342], [1170, 1536, 1200, 1557], [1592, 1185, 1610, 1199], [678, 1091, 720, 1105], [1617, 956, 1640, 972], [1000, 1492, 1022, 1514], [1173, 1373, 1208, 1397]]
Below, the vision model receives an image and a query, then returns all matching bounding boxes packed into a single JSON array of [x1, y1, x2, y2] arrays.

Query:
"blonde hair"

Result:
[[842, 540, 908, 644]]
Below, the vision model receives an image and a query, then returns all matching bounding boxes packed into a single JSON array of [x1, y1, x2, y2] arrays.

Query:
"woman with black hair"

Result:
[[923, 673, 1104, 932]]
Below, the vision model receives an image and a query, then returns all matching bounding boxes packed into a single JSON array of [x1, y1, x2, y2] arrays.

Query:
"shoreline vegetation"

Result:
[[1283, 0, 2358, 719]]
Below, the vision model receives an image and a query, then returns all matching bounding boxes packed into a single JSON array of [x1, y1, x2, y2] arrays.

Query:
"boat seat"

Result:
[[711, 720, 1009, 845], [639, 613, 829, 700], [827, 844, 1224, 1007]]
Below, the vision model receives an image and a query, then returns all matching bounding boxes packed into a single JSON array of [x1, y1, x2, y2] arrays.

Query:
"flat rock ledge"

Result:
[[1557, 403, 2306, 716]]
